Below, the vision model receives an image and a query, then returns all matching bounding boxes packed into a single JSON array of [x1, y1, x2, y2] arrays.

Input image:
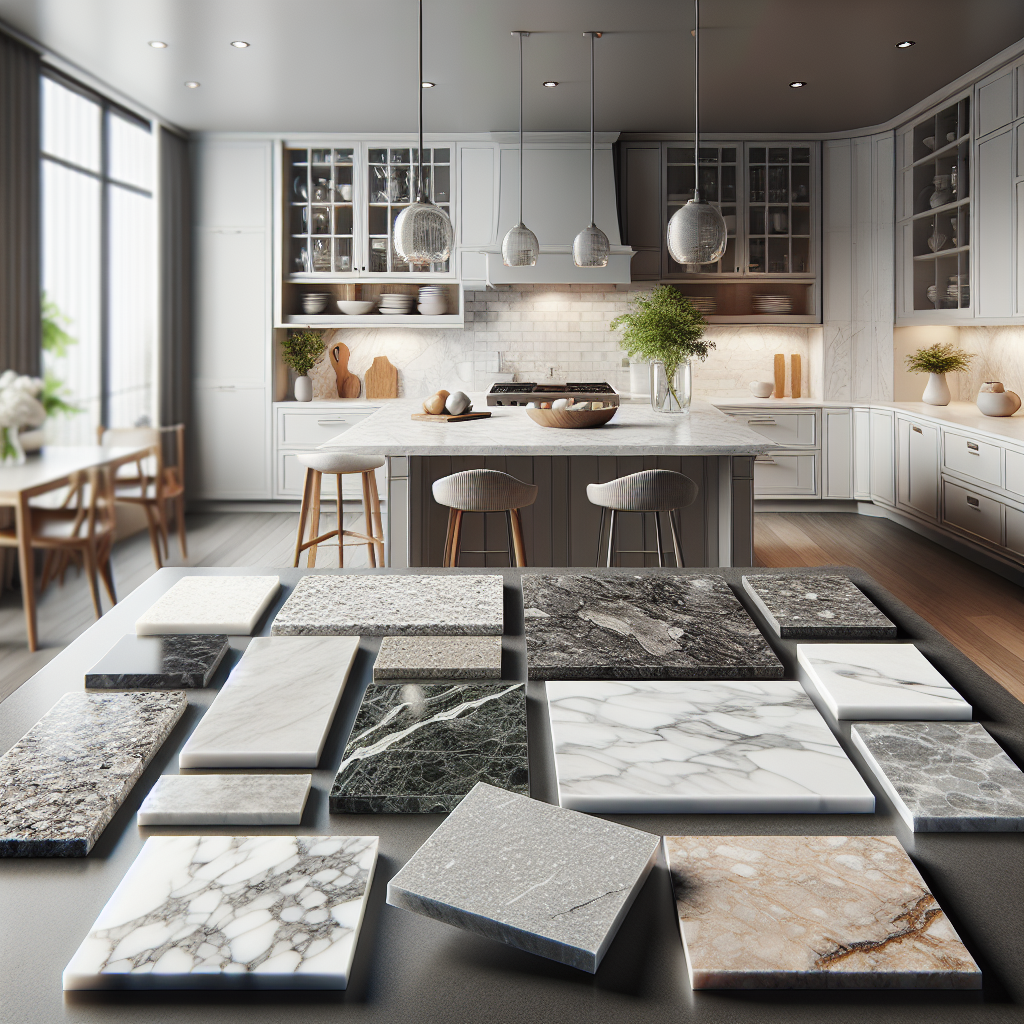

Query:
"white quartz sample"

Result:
[[137, 774, 312, 825], [63, 834, 378, 990], [135, 576, 280, 635], [797, 644, 972, 721], [546, 680, 874, 814], [178, 636, 358, 768]]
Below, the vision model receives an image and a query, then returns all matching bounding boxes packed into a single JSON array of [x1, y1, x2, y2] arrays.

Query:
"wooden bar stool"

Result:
[[587, 469, 698, 567], [292, 452, 385, 568], [432, 469, 538, 567]]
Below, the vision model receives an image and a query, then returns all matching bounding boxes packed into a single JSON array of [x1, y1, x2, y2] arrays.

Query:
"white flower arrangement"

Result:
[[0, 371, 47, 463]]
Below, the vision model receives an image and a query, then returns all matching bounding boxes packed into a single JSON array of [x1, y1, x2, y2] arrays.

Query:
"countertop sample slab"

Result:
[[85, 634, 230, 689], [63, 834, 378, 990], [387, 782, 659, 973], [741, 574, 896, 638], [664, 834, 981, 989], [522, 573, 783, 679], [178, 636, 358, 768], [798, 643, 972, 720], [331, 682, 527, 813], [546, 679, 874, 814], [0, 692, 186, 856], [372, 635, 502, 680], [852, 722, 1024, 832], [135, 576, 280, 635], [137, 774, 313, 826], [271, 574, 503, 636]]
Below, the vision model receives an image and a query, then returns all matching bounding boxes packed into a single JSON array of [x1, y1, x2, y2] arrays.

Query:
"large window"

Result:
[[41, 72, 155, 443]]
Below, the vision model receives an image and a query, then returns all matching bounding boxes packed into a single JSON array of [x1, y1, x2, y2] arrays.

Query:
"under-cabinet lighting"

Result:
[[184, 81, 200, 89], [789, 81, 806, 88], [543, 81, 558, 87], [421, 81, 435, 87], [148, 40, 167, 48], [896, 40, 915, 48], [230, 40, 250, 48]]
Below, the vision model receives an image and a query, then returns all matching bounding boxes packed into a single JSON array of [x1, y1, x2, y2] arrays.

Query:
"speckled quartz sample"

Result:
[[0, 692, 186, 857], [137, 774, 313, 826], [798, 644, 971, 720], [852, 722, 1024, 831], [63, 834, 378, 990], [271, 574, 504, 637], [387, 782, 659, 973], [85, 634, 230, 689], [135, 576, 280, 635], [741, 574, 896, 638], [178, 636, 358, 769], [522, 573, 783, 680], [664, 834, 981, 989], [546, 680, 873, 814], [331, 683, 527, 813], [372, 635, 502, 681]]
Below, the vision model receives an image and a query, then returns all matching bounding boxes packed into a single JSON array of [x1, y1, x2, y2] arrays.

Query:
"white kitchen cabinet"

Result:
[[1006, 505, 1024, 556], [942, 479, 1003, 545], [192, 386, 271, 500], [976, 127, 1014, 318], [193, 138, 270, 229], [896, 416, 940, 520], [944, 431, 1002, 488], [824, 409, 853, 499], [869, 409, 895, 506], [753, 453, 817, 496], [977, 66, 1015, 139], [853, 408, 871, 499], [1005, 448, 1024, 498]]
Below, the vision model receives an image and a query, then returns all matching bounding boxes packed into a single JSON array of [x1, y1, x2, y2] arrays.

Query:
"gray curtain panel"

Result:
[[0, 29, 41, 376]]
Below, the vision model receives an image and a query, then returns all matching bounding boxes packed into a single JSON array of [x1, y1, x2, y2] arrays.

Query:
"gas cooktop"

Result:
[[486, 382, 619, 406]]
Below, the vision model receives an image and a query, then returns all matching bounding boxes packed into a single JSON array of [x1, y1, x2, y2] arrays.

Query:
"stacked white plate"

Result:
[[378, 292, 416, 315], [752, 294, 793, 315], [300, 293, 328, 314], [688, 296, 717, 315], [418, 285, 447, 316]]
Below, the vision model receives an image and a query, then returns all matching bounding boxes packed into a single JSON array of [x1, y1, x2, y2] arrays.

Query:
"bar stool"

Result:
[[432, 469, 538, 567], [292, 452, 385, 568], [587, 469, 698, 567]]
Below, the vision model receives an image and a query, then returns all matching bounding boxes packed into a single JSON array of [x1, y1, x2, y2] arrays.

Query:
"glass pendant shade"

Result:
[[666, 198, 727, 265], [572, 222, 610, 268], [502, 222, 539, 266], [394, 198, 454, 266]]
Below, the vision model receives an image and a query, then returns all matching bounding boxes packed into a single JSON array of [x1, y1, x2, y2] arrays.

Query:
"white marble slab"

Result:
[[137, 774, 313, 825], [63, 834, 378, 989], [178, 636, 358, 768], [135, 576, 280, 635], [797, 644, 972, 721], [545, 679, 874, 814]]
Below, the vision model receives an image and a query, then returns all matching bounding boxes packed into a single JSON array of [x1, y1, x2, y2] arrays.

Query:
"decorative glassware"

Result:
[[502, 31, 539, 267], [1, 427, 26, 466], [650, 358, 692, 414], [572, 31, 610, 268], [929, 175, 953, 209]]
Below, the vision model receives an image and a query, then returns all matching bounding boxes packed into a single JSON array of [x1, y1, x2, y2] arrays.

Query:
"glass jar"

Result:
[[650, 358, 692, 414]]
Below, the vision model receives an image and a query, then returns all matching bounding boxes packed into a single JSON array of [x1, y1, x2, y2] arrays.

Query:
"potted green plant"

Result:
[[281, 330, 325, 402], [904, 342, 974, 406], [610, 286, 715, 413]]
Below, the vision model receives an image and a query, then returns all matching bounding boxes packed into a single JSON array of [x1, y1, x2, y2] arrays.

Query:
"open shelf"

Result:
[[279, 279, 463, 329]]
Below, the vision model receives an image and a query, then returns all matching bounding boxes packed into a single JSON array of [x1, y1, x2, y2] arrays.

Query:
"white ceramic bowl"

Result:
[[749, 381, 774, 398], [337, 300, 376, 315]]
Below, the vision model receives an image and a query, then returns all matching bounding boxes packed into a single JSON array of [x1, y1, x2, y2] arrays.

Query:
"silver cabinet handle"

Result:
[[968, 450, 980, 456], [912, 424, 922, 434], [747, 418, 777, 425], [966, 496, 980, 508], [317, 419, 349, 426], [754, 456, 777, 464]]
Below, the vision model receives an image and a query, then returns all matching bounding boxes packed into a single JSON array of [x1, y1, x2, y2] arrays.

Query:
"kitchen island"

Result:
[[320, 397, 776, 568]]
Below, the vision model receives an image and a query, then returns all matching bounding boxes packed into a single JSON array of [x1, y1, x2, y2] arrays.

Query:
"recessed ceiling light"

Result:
[[421, 81, 435, 88], [789, 81, 806, 88], [184, 81, 200, 89], [896, 40, 915, 48], [148, 40, 167, 48], [543, 81, 558, 88], [230, 40, 250, 48]]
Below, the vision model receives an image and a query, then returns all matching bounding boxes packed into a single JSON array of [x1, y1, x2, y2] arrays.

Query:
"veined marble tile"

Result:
[[522, 574, 783, 680], [271, 574, 503, 637], [664, 834, 981, 989], [373, 635, 502, 680], [798, 644, 971, 720], [546, 680, 874, 814], [137, 774, 313, 826], [0, 692, 186, 857], [63, 834, 378, 990], [852, 722, 1024, 832], [178, 636, 358, 769], [86, 634, 230, 689], [331, 682, 527, 813], [387, 782, 659, 973], [135, 576, 280, 635], [741, 574, 896, 638]]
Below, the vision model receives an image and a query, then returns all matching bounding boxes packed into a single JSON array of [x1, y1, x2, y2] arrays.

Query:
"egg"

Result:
[[551, 398, 571, 411]]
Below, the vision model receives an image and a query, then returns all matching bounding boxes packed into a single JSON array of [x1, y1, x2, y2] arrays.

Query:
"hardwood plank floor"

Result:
[[754, 511, 1024, 705]]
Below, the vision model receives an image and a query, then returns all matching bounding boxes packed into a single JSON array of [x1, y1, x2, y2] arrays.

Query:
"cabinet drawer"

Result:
[[725, 410, 817, 447], [278, 409, 375, 447], [943, 431, 1001, 487], [1005, 505, 1024, 557], [942, 480, 1002, 545], [1005, 449, 1024, 498], [754, 452, 817, 496], [277, 451, 384, 500]]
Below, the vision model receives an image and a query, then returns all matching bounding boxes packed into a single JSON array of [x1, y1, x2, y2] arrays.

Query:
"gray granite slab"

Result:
[[741, 574, 896, 638], [85, 634, 230, 689], [137, 774, 313, 825], [852, 722, 1024, 832], [373, 635, 502, 680], [0, 692, 187, 857], [271, 574, 504, 636], [331, 682, 527, 812], [387, 782, 659, 973], [522, 573, 783, 680]]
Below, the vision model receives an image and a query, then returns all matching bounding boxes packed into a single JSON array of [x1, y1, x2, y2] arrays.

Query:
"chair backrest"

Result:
[[98, 426, 162, 481], [56, 466, 117, 539], [158, 424, 186, 488]]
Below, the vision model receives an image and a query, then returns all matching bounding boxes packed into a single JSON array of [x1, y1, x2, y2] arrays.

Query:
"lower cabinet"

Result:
[[753, 452, 818, 495], [1006, 505, 1024, 556], [191, 385, 270, 500], [852, 408, 871, 499], [823, 409, 853, 499], [896, 415, 940, 520], [942, 479, 1003, 545], [869, 409, 895, 506]]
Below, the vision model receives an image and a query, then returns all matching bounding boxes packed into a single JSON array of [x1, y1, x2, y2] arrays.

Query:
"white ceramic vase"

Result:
[[976, 382, 1021, 417], [294, 374, 313, 402], [922, 372, 951, 406]]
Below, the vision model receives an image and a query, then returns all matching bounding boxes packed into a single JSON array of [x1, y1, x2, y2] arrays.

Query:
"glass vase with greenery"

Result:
[[904, 342, 974, 406]]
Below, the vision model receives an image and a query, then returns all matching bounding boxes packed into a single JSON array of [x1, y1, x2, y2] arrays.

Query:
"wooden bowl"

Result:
[[526, 406, 618, 429]]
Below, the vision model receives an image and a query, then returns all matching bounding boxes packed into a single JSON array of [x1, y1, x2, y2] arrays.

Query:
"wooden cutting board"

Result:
[[410, 411, 492, 422], [774, 353, 786, 399], [330, 342, 360, 398], [791, 353, 802, 399], [365, 355, 398, 399]]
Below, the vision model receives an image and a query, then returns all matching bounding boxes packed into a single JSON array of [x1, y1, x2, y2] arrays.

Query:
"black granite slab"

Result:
[[85, 634, 230, 689], [522, 573, 783, 680], [330, 682, 528, 812], [742, 573, 897, 638]]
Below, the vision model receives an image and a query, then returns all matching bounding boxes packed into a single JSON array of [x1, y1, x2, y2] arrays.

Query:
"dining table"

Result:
[[0, 445, 152, 651]]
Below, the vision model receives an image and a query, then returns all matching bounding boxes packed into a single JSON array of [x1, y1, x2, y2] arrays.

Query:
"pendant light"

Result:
[[394, 0, 455, 267], [573, 31, 610, 268], [666, 0, 727, 265], [502, 31, 540, 267]]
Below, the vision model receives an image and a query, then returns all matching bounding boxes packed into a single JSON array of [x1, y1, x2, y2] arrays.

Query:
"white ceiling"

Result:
[[1, 0, 1021, 135]]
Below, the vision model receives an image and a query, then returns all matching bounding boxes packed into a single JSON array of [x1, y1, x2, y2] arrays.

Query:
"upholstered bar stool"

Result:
[[587, 469, 698, 567], [292, 452, 385, 568], [432, 469, 538, 567]]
